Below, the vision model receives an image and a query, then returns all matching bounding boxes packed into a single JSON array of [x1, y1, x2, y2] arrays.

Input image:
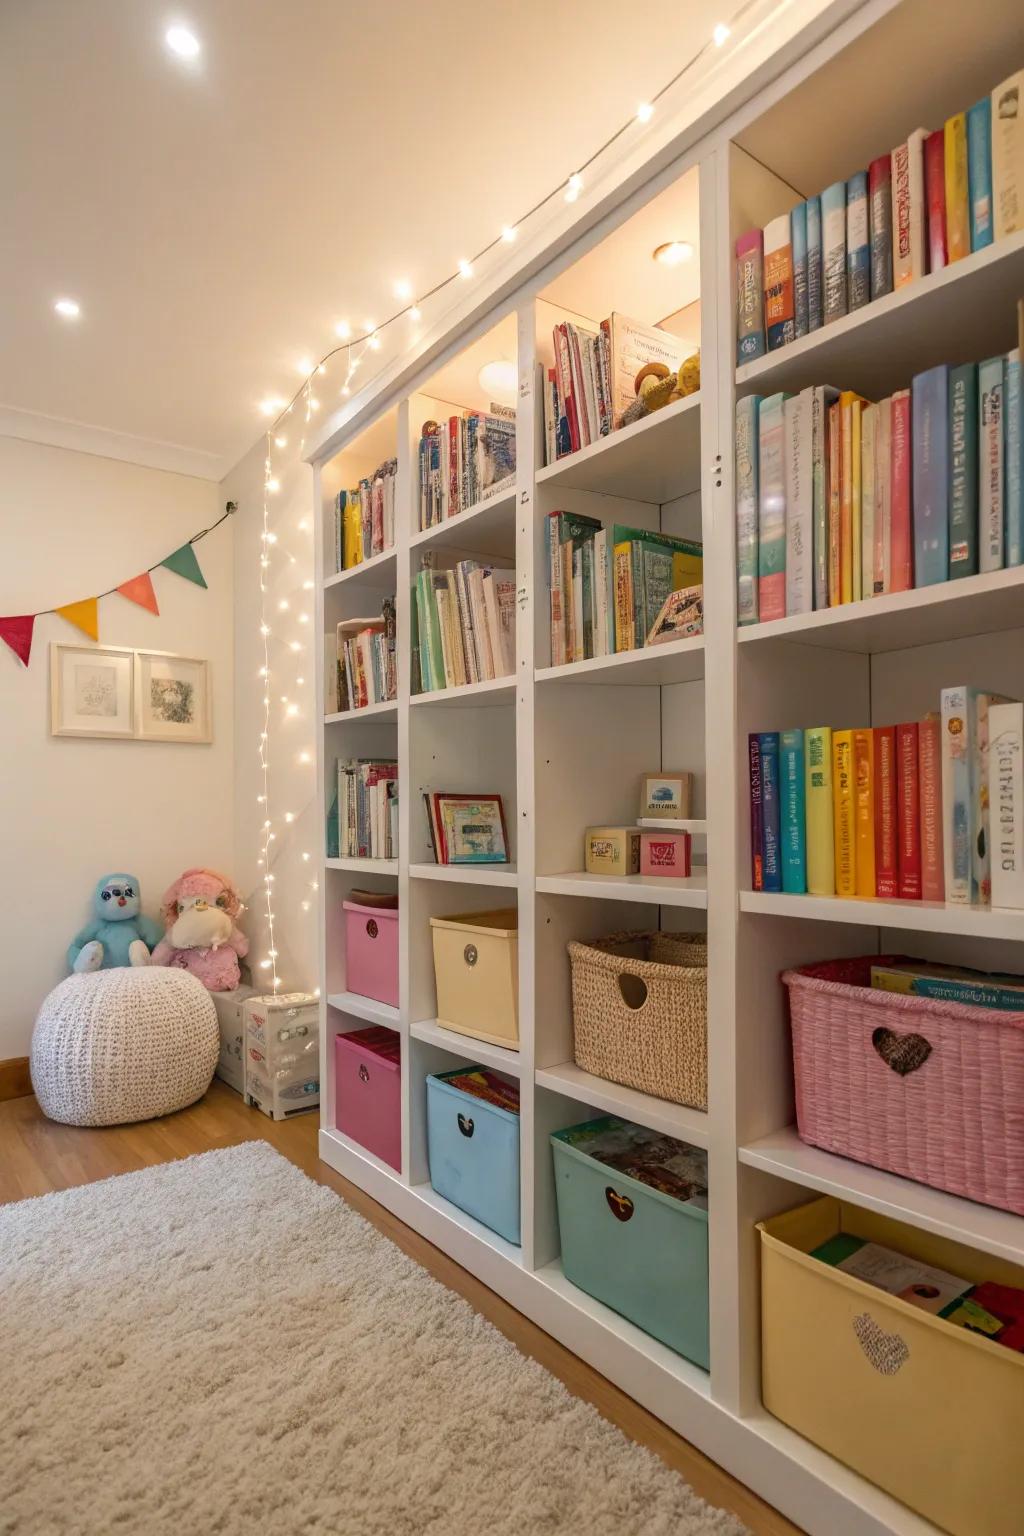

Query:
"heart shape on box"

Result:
[[853, 1312, 910, 1376], [605, 1187, 634, 1222], [457, 1113, 474, 1138], [872, 1025, 932, 1076]]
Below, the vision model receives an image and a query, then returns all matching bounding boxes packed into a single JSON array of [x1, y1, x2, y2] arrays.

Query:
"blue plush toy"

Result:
[[66, 873, 164, 973]]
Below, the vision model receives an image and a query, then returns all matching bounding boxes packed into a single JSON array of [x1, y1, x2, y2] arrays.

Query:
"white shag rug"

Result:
[[0, 1141, 749, 1536]]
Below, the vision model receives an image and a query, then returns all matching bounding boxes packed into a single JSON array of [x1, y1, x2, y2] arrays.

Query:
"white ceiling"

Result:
[[0, 0, 753, 480]]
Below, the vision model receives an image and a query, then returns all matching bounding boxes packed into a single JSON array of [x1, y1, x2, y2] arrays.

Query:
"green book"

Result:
[[415, 569, 445, 692], [948, 363, 979, 578]]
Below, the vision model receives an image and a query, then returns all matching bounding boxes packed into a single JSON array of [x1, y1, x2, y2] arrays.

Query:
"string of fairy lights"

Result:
[[251, 7, 756, 986]]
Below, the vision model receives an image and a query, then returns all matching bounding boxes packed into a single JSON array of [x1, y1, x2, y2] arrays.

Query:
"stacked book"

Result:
[[333, 459, 397, 571], [749, 694, 1024, 909], [412, 559, 515, 693], [547, 511, 703, 665], [736, 66, 1023, 364], [418, 408, 516, 530], [736, 340, 1023, 624], [328, 600, 397, 713], [334, 758, 398, 861]]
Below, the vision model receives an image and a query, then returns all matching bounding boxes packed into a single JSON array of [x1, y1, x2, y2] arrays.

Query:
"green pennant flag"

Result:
[[161, 542, 207, 589]]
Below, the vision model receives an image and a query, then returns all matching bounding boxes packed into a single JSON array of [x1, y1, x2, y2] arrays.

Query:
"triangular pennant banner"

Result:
[[55, 597, 99, 641], [160, 542, 207, 589], [0, 614, 35, 667], [117, 571, 160, 615]]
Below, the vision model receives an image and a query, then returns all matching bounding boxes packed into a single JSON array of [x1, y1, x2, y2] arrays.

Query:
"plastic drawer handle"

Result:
[[852, 1312, 910, 1375], [457, 1112, 475, 1138], [365, 918, 379, 939], [358, 1063, 370, 1083], [605, 1187, 634, 1222], [464, 943, 478, 967]]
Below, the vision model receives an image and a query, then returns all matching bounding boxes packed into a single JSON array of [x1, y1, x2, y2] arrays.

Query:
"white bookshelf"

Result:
[[310, 4, 1024, 1533]]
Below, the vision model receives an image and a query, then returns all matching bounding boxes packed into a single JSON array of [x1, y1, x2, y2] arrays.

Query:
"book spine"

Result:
[[874, 397, 892, 595], [875, 973, 1024, 1009], [896, 722, 922, 898], [941, 685, 974, 904], [919, 714, 945, 902], [924, 129, 947, 272], [593, 530, 608, 658], [890, 389, 913, 590], [973, 693, 998, 905], [811, 386, 837, 609], [791, 202, 809, 340], [581, 539, 595, 660], [763, 215, 795, 352], [758, 393, 787, 621], [827, 401, 842, 603], [548, 514, 565, 668], [805, 726, 836, 895], [892, 129, 927, 287], [860, 404, 876, 601], [979, 355, 1006, 572], [944, 112, 971, 262], [735, 230, 766, 364], [821, 181, 848, 324], [911, 365, 950, 585], [806, 196, 823, 332], [784, 392, 812, 615], [846, 172, 870, 312], [760, 732, 782, 892], [853, 727, 875, 898], [948, 363, 979, 577], [839, 392, 855, 604], [1007, 350, 1023, 567], [572, 549, 585, 663], [989, 702, 1024, 909], [992, 70, 1024, 241], [749, 734, 764, 890], [868, 155, 893, 299], [780, 728, 807, 893], [832, 730, 856, 896], [967, 97, 994, 251], [851, 396, 863, 601], [874, 725, 898, 897], [613, 544, 632, 653], [735, 396, 761, 625]]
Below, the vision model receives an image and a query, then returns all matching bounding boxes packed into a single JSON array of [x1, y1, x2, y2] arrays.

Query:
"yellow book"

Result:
[[832, 730, 856, 896], [342, 490, 362, 570], [671, 551, 703, 590], [804, 726, 836, 895], [853, 728, 875, 898], [944, 112, 970, 262], [612, 542, 633, 653]]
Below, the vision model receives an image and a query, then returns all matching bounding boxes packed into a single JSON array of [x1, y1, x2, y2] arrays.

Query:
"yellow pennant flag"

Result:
[[55, 597, 99, 642]]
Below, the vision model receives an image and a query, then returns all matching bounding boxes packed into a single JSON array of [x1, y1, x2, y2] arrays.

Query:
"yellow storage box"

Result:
[[759, 1196, 1024, 1536], [430, 908, 518, 1049]]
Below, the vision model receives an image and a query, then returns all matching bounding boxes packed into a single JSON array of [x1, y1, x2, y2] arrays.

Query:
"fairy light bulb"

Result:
[[458, 258, 473, 278], [565, 173, 583, 203], [713, 22, 730, 45], [637, 102, 654, 123], [501, 226, 517, 243]]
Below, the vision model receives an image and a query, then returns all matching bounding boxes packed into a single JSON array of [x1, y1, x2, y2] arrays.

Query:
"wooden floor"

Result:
[[0, 1082, 801, 1536]]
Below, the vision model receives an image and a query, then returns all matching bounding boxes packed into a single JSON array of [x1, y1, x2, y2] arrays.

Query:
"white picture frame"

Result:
[[134, 649, 212, 744], [50, 644, 135, 739]]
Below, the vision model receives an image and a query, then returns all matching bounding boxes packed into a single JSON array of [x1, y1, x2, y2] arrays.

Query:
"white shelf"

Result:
[[536, 392, 701, 504], [536, 635, 705, 688], [324, 699, 398, 723], [411, 1183, 526, 1266], [740, 888, 1024, 941], [537, 870, 707, 908], [740, 1126, 1024, 1268], [411, 676, 516, 708], [536, 1062, 709, 1146], [320, 1123, 404, 1183], [409, 861, 518, 887], [322, 546, 396, 590], [410, 1017, 522, 1076], [324, 856, 398, 875], [326, 991, 401, 1028], [409, 488, 516, 559]]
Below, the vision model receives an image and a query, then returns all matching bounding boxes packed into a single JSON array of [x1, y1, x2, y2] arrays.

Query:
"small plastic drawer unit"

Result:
[[211, 983, 257, 1094], [426, 1067, 520, 1243], [344, 899, 399, 1009], [551, 1116, 709, 1367], [429, 908, 518, 1049], [335, 1026, 401, 1171], [243, 992, 319, 1122]]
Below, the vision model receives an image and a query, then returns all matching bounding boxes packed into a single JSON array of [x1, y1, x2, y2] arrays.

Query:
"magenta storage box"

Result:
[[783, 956, 1024, 1215], [343, 900, 398, 1007], [639, 829, 691, 877], [335, 1026, 401, 1170]]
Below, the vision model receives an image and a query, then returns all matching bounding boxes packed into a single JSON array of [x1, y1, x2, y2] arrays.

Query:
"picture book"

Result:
[[805, 726, 835, 895]]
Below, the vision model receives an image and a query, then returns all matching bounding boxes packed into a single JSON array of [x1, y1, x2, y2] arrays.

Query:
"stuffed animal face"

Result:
[[169, 895, 233, 950], [94, 874, 142, 923]]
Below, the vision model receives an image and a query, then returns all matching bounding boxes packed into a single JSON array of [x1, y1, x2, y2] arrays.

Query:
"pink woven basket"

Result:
[[783, 956, 1024, 1216]]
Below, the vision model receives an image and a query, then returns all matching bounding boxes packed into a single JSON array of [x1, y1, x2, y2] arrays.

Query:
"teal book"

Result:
[[911, 364, 950, 586], [1007, 350, 1022, 567], [791, 201, 809, 339], [780, 728, 807, 893], [967, 97, 994, 251], [979, 355, 1006, 572], [805, 195, 823, 332], [846, 172, 870, 311], [948, 363, 979, 577], [821, 181, 847, 324], [759, 732, 782, 892]]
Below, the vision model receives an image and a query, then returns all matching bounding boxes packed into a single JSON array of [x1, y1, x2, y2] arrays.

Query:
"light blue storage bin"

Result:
[[551, 1116, 709, 1368], [426, 1069, 521, 1244]]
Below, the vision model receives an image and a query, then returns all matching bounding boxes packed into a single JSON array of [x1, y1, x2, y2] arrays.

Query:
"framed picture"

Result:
[[428, 793, 509, 864], [639, 771, 693, 820], [134, 650, 211, 743], [50, 644, 135, 739]]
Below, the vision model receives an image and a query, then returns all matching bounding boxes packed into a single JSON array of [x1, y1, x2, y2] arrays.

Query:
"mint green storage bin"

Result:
[[551, 1116, 710, 1369]]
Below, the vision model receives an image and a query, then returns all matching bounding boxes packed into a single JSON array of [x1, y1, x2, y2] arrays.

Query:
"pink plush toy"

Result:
[[151, 867, 249, 992]]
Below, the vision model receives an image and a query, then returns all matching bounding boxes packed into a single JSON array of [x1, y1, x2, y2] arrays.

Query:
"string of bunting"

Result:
[[0, 504, 236, 668]]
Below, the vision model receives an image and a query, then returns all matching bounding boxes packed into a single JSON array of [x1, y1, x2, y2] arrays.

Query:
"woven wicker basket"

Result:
[[568, 931, 707, 1109]]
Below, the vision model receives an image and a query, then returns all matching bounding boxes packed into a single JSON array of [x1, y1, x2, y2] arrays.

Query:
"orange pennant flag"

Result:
[[117, 572, 159, 615], [55, 597, 99, 642]]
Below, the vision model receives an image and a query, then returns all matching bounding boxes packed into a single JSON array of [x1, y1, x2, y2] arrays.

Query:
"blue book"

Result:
[[791, 202, 809, 339], [779, 728, 807, 893], [1007, 350, 1023, 568], [967, 98, 994, 252], [948, 364, 979, 578], [759, 732, 782, 892], [846, 172, 870, 311], [806, 195, 823, 332], [911, 365, 951, 585], [821, 181, 847, 324]]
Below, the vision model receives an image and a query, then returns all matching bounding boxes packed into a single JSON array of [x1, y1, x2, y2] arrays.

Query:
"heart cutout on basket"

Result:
[[605, 1187, 634, 1222], [872, 1025, 932, 1076], [853, 1312, 910, 1376]]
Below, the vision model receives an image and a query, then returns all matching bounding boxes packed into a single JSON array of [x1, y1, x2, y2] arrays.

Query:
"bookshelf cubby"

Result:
[[312, 4, 1024, 1532]]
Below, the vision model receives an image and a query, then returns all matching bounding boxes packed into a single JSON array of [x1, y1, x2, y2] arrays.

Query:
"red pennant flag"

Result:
[[117, 572, 160, 615], [0, 614, 35, 666]]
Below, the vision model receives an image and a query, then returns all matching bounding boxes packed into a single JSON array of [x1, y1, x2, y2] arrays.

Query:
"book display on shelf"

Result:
[[328, 600, 397, 713], [329, 758, 398, 862], [412, 556, 515, 693], [418, 406, 516, 531], [333, 459, 396, 573]]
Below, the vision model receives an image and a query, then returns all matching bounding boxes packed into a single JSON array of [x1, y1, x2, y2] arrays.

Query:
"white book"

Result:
[[593, 529, 610, 657], [735, 395, 760, 623], [979, 356, 1006, 573], [993, 71, 1024, 240], [572, 549, 585, 662], [874, 397, 892, 594], [784, 390, 813, 614], [468, 566, 494, 680], [891, 129, 928, 286], [989, 702, 1024, 909]]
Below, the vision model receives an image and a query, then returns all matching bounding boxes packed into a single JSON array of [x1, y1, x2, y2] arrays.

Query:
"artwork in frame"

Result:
[[134, 650, 211, 743], [424, 792, 509, 864], [50, 644, 135, 739]]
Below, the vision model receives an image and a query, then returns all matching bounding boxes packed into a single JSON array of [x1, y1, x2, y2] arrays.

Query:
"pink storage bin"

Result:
[[335, 1026, 401, 1171], [343, 900, 398, 1008], [783, 956, 1024, 1216]]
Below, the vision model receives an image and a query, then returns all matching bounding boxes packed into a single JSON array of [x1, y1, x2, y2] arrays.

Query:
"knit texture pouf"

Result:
[[31, 967, 218, 1126]]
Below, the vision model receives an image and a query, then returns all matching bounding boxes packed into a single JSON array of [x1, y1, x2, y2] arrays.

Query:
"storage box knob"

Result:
[[457, 1112, 475, 1137], [365, 918, 379, 939], [463, 943, 478, 967], [358, 1063, 370, 1083], [605, 1186, 635, 1222]]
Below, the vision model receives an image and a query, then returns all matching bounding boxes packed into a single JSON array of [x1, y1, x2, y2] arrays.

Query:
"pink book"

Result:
[[918, 714, 945, 902], [890, 389, 913, 592]]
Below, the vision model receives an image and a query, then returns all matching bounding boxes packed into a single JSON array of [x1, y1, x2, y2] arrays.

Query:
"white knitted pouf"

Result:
[[31, 968, 219, 1127]]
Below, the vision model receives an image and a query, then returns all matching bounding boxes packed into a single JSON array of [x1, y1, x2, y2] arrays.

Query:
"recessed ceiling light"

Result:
[[652, 240, 694, 266], [165, 25, 200, 59], [54, 297, 81, 319], [478, 360, 517, 402]]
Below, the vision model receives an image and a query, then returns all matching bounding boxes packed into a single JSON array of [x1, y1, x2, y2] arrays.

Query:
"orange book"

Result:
[[832, 730, 857, 896], [918, 713, 945, 902], [853, 728, 875, 898]]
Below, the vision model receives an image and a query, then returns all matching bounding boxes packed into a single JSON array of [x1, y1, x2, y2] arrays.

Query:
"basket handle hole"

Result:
[[617, 972, 648, 1010]]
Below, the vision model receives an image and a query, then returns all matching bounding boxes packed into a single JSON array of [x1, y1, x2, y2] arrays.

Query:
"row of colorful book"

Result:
[[412, 559, 515, 694], [547, 512, 703, 665], [333, 459, 397, 572], [749, 693, 1024, 910], [737, 345, 1023, 623], [330, 599, 397, 713], [328, 757, 398, 861], [417, 409, 516, 531], [736, 67, 1023, 363]]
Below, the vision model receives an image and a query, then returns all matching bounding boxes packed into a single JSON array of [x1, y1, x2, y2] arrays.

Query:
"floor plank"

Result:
[[0, 1083, 802, 1536]]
